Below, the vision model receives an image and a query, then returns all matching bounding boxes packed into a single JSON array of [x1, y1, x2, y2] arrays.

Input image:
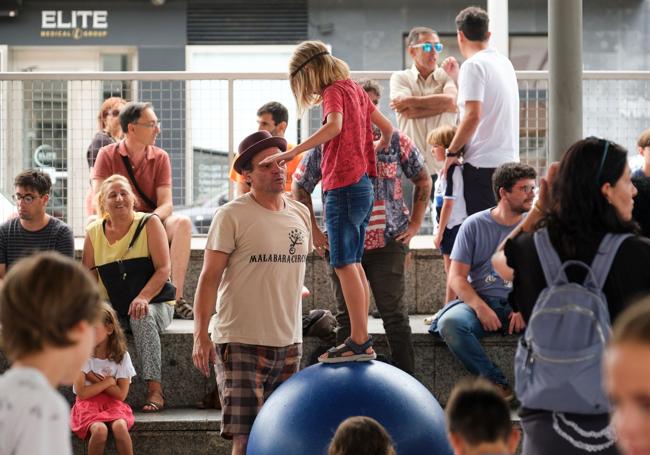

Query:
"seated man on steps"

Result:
[[92, 101, 194, 319], [429, 162, 535, 399], [0, 169, 74, 286]]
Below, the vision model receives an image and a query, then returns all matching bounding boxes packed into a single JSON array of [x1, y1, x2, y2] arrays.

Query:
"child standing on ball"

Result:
[[261, 40, 393, 362]]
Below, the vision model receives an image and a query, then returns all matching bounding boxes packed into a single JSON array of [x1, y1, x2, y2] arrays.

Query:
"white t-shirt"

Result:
[[206, 194, 312, 347], [73, 352, 136, 394], [433, 165, 467, 234], [0, 367, 72, 455], [457, 48, 519, 167]]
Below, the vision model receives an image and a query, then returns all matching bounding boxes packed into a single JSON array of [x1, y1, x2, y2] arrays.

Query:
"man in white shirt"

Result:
[[441, 7, 520, 216], [390, 26, 458, 193]]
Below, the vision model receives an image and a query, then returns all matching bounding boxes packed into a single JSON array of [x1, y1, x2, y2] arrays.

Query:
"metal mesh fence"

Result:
[[1, 71, 648, 236]]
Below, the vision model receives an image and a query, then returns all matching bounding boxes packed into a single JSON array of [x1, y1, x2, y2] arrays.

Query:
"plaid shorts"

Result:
[[214, 342, 302, 438]]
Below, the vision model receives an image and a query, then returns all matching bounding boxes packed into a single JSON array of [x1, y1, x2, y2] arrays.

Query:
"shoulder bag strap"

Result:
[[119, 146, 157, 211], [127, 214, 157, 250]]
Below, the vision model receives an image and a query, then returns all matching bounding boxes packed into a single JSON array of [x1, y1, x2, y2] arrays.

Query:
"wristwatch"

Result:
[[445, 148, 460, 158]]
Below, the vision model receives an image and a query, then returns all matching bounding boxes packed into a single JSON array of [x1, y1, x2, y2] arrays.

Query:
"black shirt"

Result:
[[504, 232, 650, 323], [87, 130, 115, 168]]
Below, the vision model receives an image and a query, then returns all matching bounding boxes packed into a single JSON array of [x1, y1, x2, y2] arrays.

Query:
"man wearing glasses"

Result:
[[92, 101, 194, 319], [390, 26, 458, 189], [0, 170, 74, 285]]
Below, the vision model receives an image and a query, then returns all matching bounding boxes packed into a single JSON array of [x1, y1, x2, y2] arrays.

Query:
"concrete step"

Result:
[[69, 408, 522, 455], [1, 311, 519, 454], [74, 236, 448, 316], [71, 409, 231, 455], [1, 316, 518, 410]]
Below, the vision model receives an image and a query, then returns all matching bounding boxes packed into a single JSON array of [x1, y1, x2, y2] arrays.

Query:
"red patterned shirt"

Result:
[[321, 79, 377, 191]]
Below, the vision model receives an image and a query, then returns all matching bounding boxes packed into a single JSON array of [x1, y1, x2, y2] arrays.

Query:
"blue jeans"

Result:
[[433, 297, 511, 386], [325, 175, 373, 268]]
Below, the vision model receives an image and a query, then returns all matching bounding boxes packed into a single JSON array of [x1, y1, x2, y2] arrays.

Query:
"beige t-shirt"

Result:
[[206, 193, 312, 347], [390, 64, 458, 172]]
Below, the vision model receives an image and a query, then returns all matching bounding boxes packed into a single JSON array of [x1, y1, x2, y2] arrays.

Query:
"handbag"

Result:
[[93, 213, 176, 316]]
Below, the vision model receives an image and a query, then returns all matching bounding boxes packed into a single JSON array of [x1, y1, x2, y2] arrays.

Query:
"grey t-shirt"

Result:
[[0, 217, 74, 270], [450, 208, 518, 299]]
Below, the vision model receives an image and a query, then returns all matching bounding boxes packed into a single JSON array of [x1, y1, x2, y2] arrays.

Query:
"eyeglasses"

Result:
[[513, 185, 536, 194], [103, 109, 121, 118], [411, 42, 444, 53], [133, 121, 161, 129], [12, 193, 41, 203]]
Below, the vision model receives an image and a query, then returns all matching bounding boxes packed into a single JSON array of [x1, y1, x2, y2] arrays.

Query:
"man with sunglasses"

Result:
[[92, 101, 194, 319], [390, 26, 458, 189], [0, 169, 74, 285], [441, 7, 519, 216]]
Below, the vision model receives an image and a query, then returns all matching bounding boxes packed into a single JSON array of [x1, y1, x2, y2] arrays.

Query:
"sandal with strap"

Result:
[[174, 298, 194, 320], [142, 389, 165, 413], [319, 336, 377, 364]]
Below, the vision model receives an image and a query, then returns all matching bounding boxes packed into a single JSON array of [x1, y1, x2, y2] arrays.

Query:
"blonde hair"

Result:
[[638, 128, 650, 149], [0, 252, 102, 361], [97, 96, 127, 131], [427, 124, 457, 148], [289, 40, 350, 115], [99, 302, 128, 364], [611, 297, 650, 347], [95, 174, 135, 220]]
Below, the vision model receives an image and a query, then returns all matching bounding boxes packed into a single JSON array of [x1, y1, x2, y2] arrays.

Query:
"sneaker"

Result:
[[174, 298, 194, 319], [303, 309, 337, 338], [494, 383, 515, 402]]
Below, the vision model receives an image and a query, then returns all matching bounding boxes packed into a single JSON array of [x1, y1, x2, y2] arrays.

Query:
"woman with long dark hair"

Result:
[[493, 137, 650, 454]]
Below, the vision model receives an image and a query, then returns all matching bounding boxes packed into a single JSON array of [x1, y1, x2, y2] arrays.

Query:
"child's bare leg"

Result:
[[87, 422, 109, 455], [335, 263, 372, 352], [443, 255, 455, 304], [111, 419, 133, 455], [356, 263, 371, 319]]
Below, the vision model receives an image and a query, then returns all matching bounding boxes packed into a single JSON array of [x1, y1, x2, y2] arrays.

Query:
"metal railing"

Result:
[[0, 70, 648, 236]]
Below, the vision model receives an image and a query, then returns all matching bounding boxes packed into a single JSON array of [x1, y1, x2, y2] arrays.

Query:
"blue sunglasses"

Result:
[[411, 42, 444, 53]]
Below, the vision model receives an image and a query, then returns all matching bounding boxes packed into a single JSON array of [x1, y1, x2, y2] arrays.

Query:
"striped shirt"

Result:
[[0, 217, 74, 270]]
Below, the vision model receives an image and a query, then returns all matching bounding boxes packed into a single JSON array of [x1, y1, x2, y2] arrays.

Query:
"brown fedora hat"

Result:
[[233, 131, 287, 174]]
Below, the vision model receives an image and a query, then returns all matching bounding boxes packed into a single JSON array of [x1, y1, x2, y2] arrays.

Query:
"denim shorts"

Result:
[[325, 174, 373, 268]]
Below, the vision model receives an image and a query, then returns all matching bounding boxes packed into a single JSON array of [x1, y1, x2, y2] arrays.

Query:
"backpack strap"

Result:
[[588, 233, 632, 290], [533, 228, 566, 286]]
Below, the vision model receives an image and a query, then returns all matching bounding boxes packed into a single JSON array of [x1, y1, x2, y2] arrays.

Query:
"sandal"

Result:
[[174, 298, 194, 320], [142, 389, 165, 413], [195, 385, 221, 410], [319, 336, 377, 364]]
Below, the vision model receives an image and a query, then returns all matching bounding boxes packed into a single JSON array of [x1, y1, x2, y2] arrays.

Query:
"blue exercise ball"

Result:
[[247, 360, 452, 455]]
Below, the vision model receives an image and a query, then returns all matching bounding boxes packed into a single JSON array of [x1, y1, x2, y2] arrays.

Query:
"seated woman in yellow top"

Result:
[[82, 174, 173, 413]]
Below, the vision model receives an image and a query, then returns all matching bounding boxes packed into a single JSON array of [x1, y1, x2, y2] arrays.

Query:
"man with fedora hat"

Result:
[[192, 130, 312, 455]]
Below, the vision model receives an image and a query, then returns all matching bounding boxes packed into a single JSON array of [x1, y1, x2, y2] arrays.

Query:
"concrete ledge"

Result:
[[71, 409, 230, 455], [75, 236, 448, 316]]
